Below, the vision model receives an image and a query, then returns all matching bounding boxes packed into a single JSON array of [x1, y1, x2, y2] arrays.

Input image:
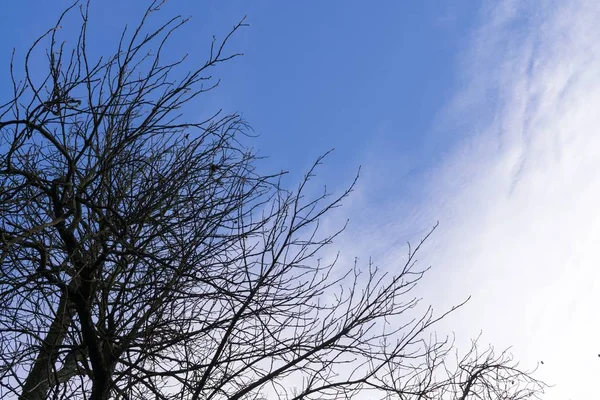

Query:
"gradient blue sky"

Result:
[[1, 1, 477, 190], [2, 1, 599, 399]]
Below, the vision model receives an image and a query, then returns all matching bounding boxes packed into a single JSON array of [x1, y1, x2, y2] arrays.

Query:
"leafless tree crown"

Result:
[[0, 2, 546, 399]]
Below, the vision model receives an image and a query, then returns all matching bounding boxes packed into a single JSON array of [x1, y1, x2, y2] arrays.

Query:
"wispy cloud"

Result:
[[328, 1, 600, 397]]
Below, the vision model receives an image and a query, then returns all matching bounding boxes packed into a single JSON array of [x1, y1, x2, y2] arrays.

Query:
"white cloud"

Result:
[[329, 0, 600, 398]]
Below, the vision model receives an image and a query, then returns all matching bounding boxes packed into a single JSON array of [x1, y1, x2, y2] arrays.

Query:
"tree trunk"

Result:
[[19, 291, 74, 400]]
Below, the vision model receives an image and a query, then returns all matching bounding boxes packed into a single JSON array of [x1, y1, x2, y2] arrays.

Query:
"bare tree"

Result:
[[0, 2, 546, 400]]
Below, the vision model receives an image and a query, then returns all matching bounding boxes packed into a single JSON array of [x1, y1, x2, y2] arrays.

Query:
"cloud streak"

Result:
[[423, 0, 600, 396], [328, 1, 600, 398]]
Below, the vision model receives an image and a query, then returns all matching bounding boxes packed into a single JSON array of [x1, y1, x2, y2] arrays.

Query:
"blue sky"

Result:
[[2, 1, 600, 399], [0, 1, 477, 186]]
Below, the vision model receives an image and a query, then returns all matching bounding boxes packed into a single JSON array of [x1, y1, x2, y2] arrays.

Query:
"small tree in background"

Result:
[[0, 2, 546, 399]]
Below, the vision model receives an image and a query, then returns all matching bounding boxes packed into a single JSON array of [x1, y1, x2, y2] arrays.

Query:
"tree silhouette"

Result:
[[0, 2, 546, 399]]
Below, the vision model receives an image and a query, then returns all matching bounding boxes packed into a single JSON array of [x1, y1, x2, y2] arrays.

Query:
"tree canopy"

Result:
[[0, 2, 545, 399]]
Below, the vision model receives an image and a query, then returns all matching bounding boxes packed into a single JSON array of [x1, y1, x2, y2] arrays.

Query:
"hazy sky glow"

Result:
[[337, 2, 600, 398], [2, 1, 600, 398], [436, 2, 600, 397]]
